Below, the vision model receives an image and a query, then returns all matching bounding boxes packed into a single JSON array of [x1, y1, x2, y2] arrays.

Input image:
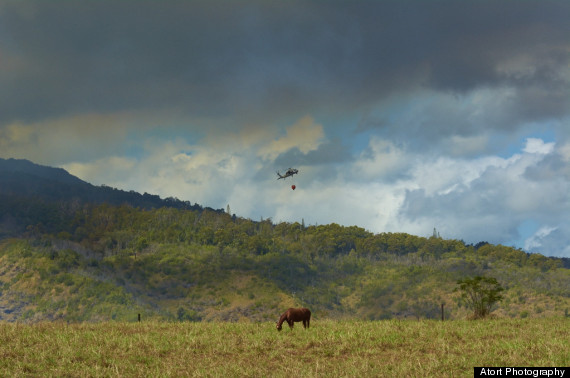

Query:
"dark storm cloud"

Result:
[[0, 2, 252, 122], [2, 1, 568, 128], [525, 153, 570, 181], [0, 1, 367, 124]]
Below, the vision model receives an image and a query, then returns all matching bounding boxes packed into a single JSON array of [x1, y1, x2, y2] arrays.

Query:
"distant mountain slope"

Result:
[[0, 157, 223, 238], [0, 158, 87, 186], [0, 157, 215, 211]]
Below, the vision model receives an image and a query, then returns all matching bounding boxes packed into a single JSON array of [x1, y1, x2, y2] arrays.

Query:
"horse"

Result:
[[276, 307, 311, 331]]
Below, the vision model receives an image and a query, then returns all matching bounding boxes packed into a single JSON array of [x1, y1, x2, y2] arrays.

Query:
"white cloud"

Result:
[[352, 137, 410, 181], [558, 142, 570, 162], [523, 138, 555, 155], [524, 225, 558, 251], [409, 154, 510, 197], [376, 138, 570, 253]]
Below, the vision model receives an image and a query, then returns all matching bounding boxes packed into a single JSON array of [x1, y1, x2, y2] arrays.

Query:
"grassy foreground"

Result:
[[0, 318, 568, 377]]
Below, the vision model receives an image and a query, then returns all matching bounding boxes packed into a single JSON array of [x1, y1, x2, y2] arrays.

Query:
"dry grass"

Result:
[[0, 318, 567, 377]]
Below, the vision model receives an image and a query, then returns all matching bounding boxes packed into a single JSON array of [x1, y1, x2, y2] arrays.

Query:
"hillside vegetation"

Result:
[[1, 202, 569, 322], [0, 158, 569, 322]]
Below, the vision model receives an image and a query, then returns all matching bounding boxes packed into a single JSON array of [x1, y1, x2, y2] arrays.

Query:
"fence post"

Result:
[[441, 303, 444, 321], [138, 313, 141, 322]]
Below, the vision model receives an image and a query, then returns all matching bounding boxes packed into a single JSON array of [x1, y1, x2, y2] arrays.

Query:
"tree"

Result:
[[455, 276, 504, 319]]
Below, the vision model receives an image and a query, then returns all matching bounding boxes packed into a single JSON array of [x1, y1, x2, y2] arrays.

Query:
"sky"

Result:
[[1, 1, 569, 257]]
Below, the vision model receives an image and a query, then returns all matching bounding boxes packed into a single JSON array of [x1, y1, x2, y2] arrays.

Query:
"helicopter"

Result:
[[276, 168, 299, 180]]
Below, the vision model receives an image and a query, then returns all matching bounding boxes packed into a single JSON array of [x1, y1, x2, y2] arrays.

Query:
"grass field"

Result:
[[0, 318, 568, 377]]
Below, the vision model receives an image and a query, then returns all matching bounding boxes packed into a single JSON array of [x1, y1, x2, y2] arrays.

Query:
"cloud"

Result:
[[0, 113, 136, 165], [258, 116, 325, 161], [524, 226, 558, 251], [0, 122, 36, 148], [356, 85, 567, 158], [352, 138, 410, 181], [524, 225, 570, 258], [560, 143, 570, 162], [2, 2, 569, 129], [523, 138, 555, 154], [524, 140, 570, 181], [391, 138, 570, 251], [63, 156, 137, 186], [442, 134, 490, 157]]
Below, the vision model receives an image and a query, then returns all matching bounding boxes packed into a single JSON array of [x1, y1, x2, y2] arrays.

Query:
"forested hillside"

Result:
[[0, 159, 569, 322]]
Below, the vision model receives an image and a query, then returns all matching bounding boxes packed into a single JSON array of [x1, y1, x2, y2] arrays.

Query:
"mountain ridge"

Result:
[[0, 158, 87, 186], [0, 157, 221, 212]]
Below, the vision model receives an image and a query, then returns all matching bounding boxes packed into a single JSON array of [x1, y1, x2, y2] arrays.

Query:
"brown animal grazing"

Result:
[[276, 308, 311, 331]]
